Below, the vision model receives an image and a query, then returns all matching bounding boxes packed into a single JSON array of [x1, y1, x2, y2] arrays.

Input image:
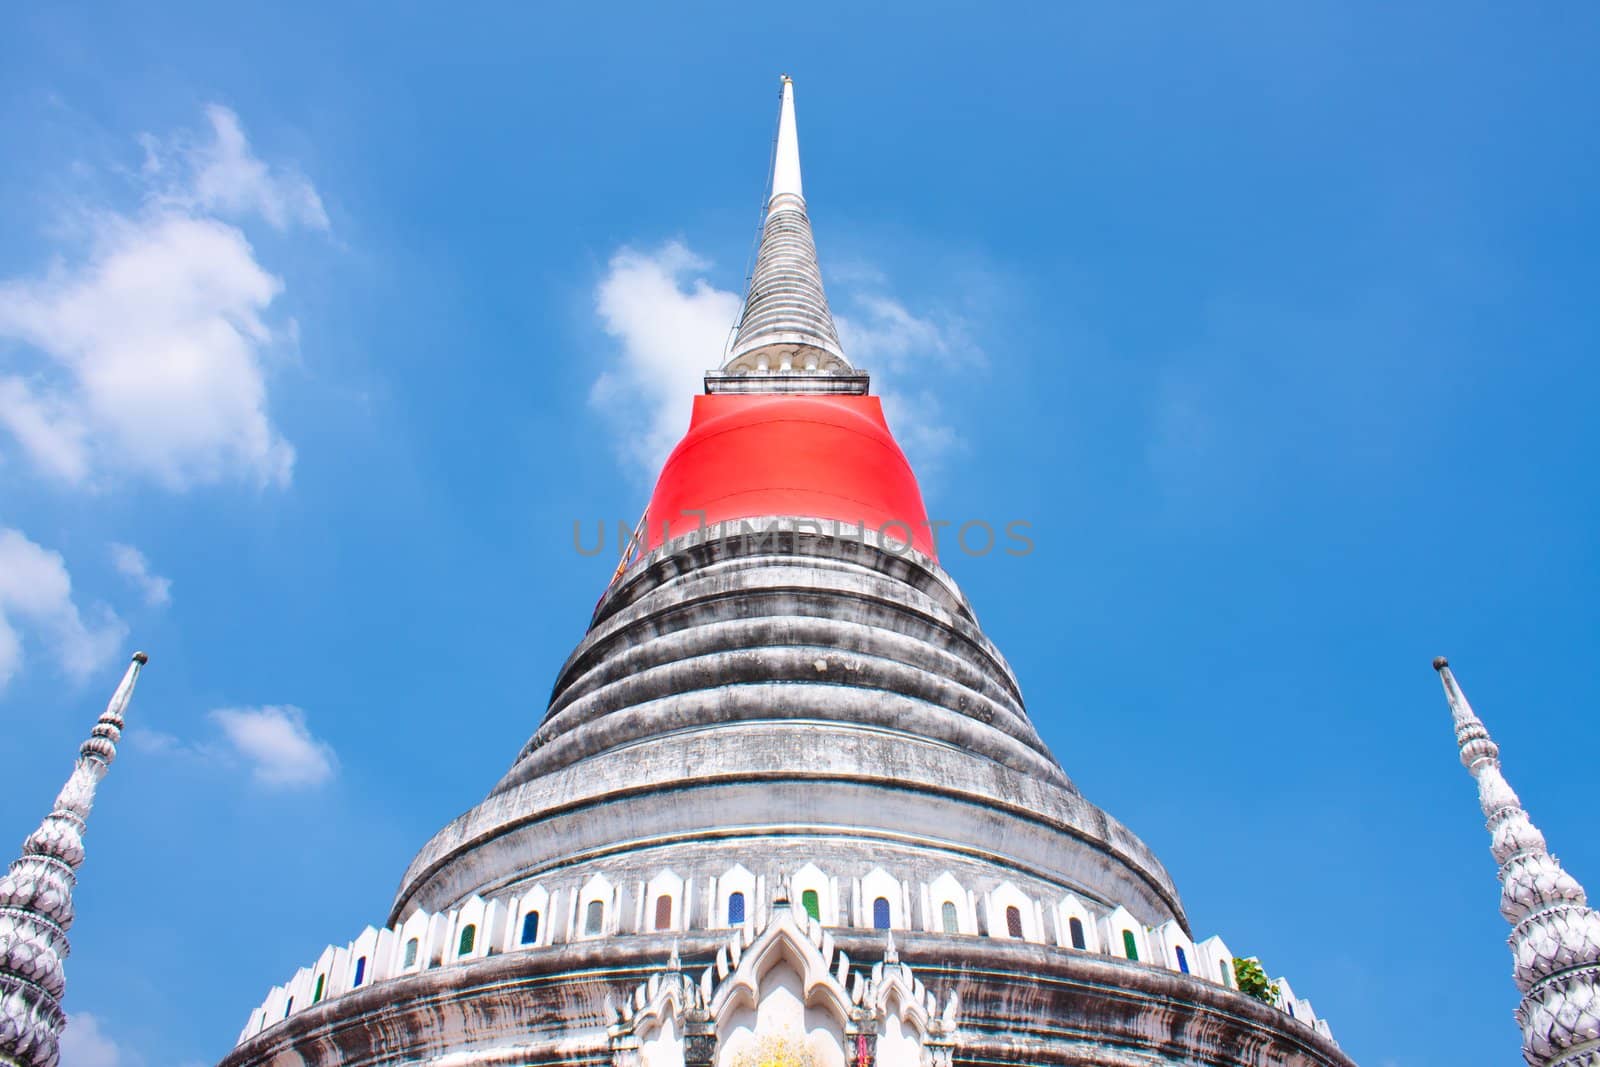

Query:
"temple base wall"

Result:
[[219, 932, 1353, 1067]]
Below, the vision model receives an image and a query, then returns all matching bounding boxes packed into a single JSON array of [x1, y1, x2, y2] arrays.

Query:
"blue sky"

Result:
[[2, 4, 1596, 1065]]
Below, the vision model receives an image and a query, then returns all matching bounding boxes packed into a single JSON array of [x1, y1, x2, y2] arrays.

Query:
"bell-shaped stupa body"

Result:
[[219, 78, 1355, 1067]]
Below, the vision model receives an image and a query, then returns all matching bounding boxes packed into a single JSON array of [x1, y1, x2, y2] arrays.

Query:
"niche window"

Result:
[[1122, 930, 1139, 961], [1005, 906, 1023, 938], [873, 897, 891, 930], [1068, 916, 1086, 950], [458, 924, 476, 956], [585, 899, 605, 935], [1176, 946, 1189, 974], [520, 911, 540, 945], [654, 894, 673, 931], [313, 975, 325, 1004], [801, 889, 820, 922], [728, 891, 746, 926], [352, 957, 366, 987], [941, 901, 959, 933], [403, 938, 419, 968]]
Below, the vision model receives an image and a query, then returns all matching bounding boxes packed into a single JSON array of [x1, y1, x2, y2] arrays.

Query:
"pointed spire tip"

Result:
[[770, 72, 803, 204], [1432, 656, 1448, 671], [712, 72, 860, 388], [133, 651, 149, 665]]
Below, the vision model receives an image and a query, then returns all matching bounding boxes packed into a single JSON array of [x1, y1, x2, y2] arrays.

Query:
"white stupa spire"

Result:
[[771, 74, 803, 202], [712, 75, 863, 393], [1433, 657, 1600, 1067], [0, 652, 146, 1067]]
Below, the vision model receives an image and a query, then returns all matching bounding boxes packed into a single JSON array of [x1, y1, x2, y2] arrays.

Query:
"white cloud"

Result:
[[0, 377, 89, 484], [125, 726, 199, 758], [0, 527, 126, 691], [0, 105, 320, 491], [128, 708, 336, 791], [879, 389, 962, 476], [834, 293, 980, 474], [209, 705, 337, 788], [176, 106, 329, 231], [108, 542, 171, 606], [60, 1012, 133, 1067], [591, 242, 977, 478], [592, 242, 742, 473], [835, 295, 954, 372]]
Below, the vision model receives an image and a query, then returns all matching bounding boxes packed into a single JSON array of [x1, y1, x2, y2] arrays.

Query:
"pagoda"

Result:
[[216, 77, 1353, 1067]]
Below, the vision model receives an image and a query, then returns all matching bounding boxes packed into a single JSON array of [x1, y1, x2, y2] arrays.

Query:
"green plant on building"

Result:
[[1232, 957, 1280, 1005]]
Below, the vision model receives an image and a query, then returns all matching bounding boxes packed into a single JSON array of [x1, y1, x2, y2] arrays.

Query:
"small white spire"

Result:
[[771, 74, 803, 203], [0, 652, 146, 1067], [1433, 657, 1600, 1066], [713, 75, 859, 391]]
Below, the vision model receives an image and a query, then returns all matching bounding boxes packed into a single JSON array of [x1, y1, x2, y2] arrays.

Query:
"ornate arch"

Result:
[[608, 899, 959, 1067]]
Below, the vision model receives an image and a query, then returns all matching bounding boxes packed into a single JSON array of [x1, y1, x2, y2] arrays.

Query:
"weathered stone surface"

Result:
[[223, 526, 1355, 1066], [394, 525, 1179, 933], [220, 931, 1354, 1067]]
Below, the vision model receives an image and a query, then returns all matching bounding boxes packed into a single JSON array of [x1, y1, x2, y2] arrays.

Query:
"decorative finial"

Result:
[[1434, 659, 1600, 1066], [0, 653, 146, 1067]]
